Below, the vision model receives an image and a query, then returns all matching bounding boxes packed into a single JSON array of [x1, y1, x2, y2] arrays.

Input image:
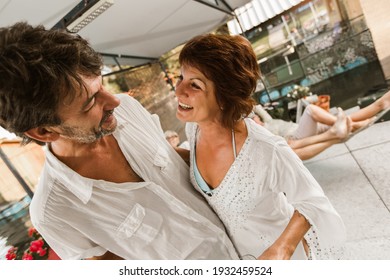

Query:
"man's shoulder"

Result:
[[115, 93, 134, 106], [115, 93, 148, 117], [29, 172, 55, 226]]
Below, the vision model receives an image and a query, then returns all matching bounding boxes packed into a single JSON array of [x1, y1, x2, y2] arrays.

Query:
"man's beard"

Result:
[[59, 110, 116, 144]]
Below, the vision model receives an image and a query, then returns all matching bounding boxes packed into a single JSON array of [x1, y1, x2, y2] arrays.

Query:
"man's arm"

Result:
[[87, 251, 124, 260], [174, 147, 190, 166]]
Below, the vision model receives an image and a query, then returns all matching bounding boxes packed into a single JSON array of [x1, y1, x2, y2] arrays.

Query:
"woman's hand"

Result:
[[257, 243, 293, 260], [257, 210, 311, 260]]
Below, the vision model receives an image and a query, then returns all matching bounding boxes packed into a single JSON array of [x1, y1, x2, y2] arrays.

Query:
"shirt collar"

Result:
[[43, 107, 130, 204], [44, 146, 93, 204]]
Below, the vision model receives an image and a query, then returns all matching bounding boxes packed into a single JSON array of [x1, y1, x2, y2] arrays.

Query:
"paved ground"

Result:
[[304, 119, 390, 259]]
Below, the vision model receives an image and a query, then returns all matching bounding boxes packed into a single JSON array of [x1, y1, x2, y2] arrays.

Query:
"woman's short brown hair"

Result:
[[179, 33, 260, 129]]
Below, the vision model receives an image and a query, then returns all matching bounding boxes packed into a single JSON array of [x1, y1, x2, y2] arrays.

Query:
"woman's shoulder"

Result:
[[265, 119, 297, 138], [185, 122, 198, 138], [246, 118, 279, 139], [245, 118, 288, 149]]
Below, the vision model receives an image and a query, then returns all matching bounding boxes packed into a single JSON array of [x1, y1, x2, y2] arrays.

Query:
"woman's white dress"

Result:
[[186, 118, 346, 259]]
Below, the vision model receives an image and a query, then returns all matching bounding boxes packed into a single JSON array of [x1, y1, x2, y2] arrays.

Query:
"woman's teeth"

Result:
[[179, 102, 193, 109]]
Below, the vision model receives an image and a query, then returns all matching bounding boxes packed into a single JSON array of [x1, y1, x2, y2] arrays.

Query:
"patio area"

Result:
[[304, 118, 390, 259]]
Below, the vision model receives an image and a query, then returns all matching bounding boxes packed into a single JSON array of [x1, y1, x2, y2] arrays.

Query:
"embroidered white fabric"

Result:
[[186, 118, 346, 260]]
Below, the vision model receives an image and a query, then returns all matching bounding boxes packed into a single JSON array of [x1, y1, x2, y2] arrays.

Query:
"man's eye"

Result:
[[85, 97, 96, 112]]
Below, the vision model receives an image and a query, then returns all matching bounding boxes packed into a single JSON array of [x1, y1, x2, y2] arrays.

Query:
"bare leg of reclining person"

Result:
[[290, 139, 341, 161], [348, 89, 390, 122], [251, 95, 388, 160], [296, 104, 373, 137], [287, 91, 390, 160], [301, 90, 390, 134], [251, 106, 351, 160], [288, 108, 352, 160]]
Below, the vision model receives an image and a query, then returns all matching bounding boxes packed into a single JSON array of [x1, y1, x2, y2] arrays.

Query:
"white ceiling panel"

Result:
[[0, 0, 251, 66]]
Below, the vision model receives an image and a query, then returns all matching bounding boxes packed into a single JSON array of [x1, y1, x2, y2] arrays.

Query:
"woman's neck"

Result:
[[197, 119, 246, 145]]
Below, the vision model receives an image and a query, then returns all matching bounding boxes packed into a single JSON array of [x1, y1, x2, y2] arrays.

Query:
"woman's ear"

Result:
[[24, 127, 60, 143]]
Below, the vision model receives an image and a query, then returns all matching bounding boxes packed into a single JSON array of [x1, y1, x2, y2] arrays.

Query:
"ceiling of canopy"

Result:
[[0, 0, 252, 66]]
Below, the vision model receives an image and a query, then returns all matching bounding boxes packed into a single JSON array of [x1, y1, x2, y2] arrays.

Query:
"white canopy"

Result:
[[0, 0, 252, 66], [228, 0, 304, 34]]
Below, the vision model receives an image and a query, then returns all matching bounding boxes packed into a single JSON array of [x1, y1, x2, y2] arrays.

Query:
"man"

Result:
[[0, 22, 238, 260]]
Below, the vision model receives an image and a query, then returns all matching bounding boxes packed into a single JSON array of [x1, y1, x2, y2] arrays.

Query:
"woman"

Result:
[[175, 33, 346, 260]]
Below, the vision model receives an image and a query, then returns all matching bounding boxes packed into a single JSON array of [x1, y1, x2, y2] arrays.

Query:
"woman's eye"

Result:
[[191, 82, 201, 90], [175, 75, 183, 86]]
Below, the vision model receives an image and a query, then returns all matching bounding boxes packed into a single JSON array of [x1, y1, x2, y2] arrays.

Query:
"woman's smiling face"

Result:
[[175, 64, 221, 125]]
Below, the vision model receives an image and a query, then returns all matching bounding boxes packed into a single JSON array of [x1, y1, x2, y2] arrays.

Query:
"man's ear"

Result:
[[24, 127, 60, 143]]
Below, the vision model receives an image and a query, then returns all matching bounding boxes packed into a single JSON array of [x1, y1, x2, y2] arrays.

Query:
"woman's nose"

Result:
[[175, 82, 186, 98]]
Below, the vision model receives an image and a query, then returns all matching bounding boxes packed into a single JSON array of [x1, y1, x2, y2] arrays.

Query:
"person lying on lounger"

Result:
[[251, 90, 390, 160]]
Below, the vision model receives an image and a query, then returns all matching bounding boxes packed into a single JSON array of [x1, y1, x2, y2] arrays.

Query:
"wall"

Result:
[[359, 0, 390, 80], [342, 0, 363, 19], [0, 142, 44, 202]]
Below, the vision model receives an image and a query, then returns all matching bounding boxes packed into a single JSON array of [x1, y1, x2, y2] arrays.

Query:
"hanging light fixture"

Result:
[[52, 0, 114, 33]]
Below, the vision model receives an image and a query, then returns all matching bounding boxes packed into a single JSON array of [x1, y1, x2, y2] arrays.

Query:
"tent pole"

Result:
[[0, 146, 34, 199]]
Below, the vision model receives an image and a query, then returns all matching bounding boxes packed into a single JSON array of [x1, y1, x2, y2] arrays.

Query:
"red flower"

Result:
[[6, 252, 16, 260], [7, 246, 16, 253], [28, 227, 37, 237], [22, 252, 33, 260], [5, 247, 17, 260], [38, 248, 47, 257], [6, 227, 50, 260], [29, 239, 44, 252]]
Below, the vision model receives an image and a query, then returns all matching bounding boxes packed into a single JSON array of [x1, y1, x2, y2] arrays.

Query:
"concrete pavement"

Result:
[[304, 119, 390, 259]]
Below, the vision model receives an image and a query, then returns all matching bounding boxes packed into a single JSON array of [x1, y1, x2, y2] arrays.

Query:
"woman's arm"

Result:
[[258, 210, 310, 260], [257, 138, 345, 260]]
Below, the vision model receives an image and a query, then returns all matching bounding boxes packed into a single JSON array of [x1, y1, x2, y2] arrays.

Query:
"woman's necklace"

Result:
[[232, 129, 237, 159]]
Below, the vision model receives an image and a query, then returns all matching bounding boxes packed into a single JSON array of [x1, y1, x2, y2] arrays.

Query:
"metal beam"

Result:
[[0, 147, 34, 199], [193, 0, 234, 15], [99, 52, 158, 61]]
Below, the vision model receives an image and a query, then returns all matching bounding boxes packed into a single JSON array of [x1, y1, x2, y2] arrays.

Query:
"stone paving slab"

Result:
[[304, 122, 390, 259], [345, 121, 390, 151], [351, 141, 390, 209], [344, 237, 390, 260]]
